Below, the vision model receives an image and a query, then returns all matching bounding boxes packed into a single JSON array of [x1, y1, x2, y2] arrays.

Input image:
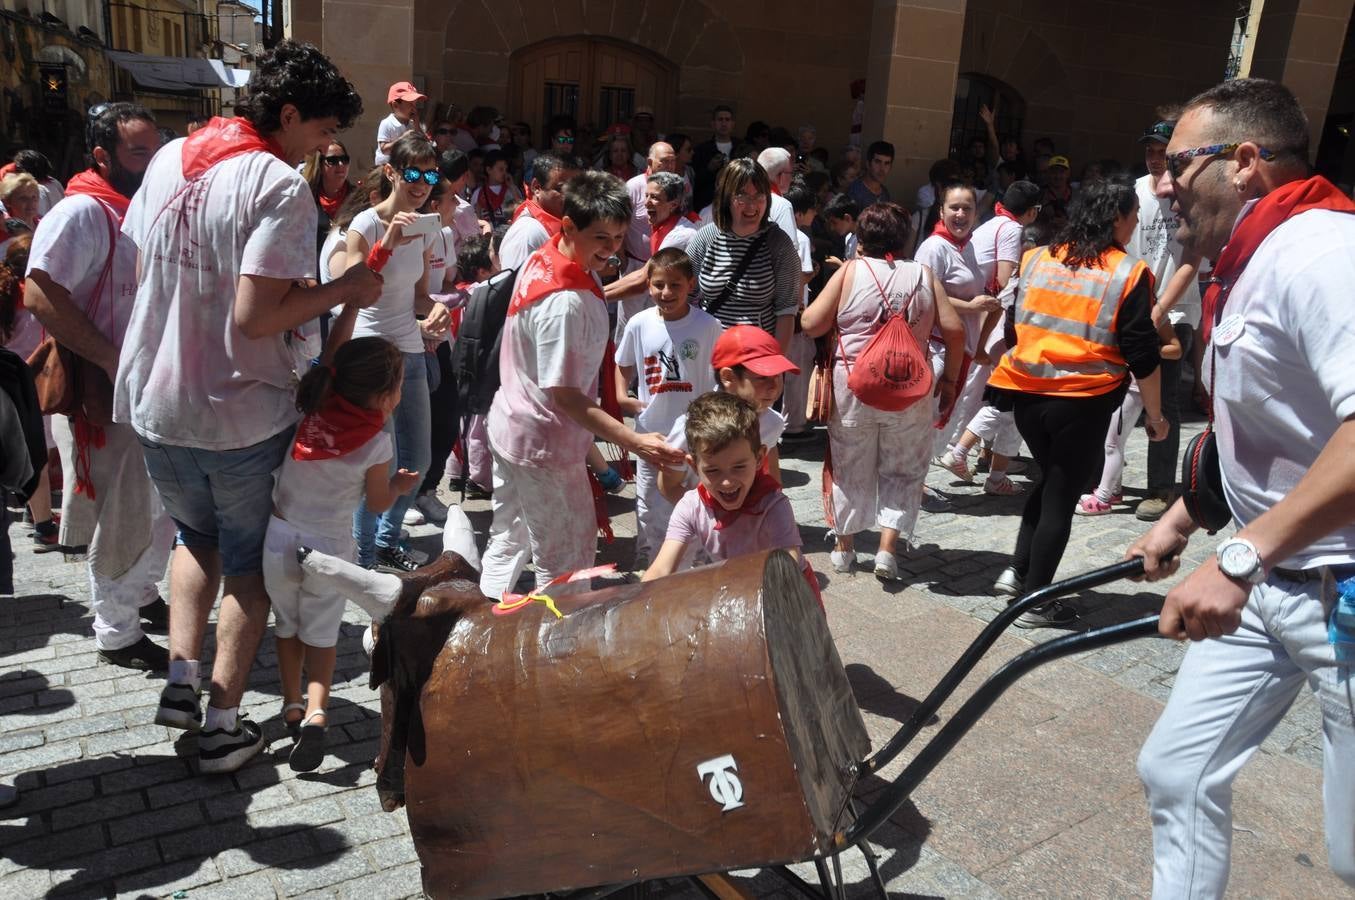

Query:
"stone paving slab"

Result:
[[0, 408, 1341, 898]]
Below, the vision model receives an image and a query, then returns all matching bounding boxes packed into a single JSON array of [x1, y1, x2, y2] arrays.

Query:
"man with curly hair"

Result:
[[116, 41, 382, 774]]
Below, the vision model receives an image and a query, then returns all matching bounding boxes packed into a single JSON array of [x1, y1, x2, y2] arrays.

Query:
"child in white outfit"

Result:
[[263, 316, 420, 772]]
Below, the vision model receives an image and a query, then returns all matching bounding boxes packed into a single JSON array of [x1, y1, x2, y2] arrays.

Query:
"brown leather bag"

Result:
[[805, 332, 835, 422], [25, 201, 119, 426]]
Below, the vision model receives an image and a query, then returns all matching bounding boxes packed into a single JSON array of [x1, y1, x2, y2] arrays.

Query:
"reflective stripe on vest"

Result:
[[989, 247, 1142, 396]]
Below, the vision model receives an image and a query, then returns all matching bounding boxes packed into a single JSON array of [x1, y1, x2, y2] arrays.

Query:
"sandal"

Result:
[[282, 701, 307, 740], [289, 710, 328, 773], [1074, 493, 1114, 516]]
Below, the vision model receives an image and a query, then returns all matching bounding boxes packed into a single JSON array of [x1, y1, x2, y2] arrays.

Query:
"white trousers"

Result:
[[463, 413, 492, 490], [935, 357, 992, 456], [634, 459, 675, 562], [1137, 572, 1355, 898], [478, 449, 597, 598], [1096, 386, 1143, 499], [782, 331, 818, 432], [826, 395, 932, 541], [963, 404, 1022, 458], [53, 417, 174, 651]]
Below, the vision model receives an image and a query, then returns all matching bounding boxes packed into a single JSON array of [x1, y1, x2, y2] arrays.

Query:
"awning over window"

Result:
[[107, 51, 251, 91]]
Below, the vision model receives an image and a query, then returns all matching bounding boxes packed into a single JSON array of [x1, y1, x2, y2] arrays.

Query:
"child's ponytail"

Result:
[[296, 363, 335, 415], [296, 336, 403, 414]]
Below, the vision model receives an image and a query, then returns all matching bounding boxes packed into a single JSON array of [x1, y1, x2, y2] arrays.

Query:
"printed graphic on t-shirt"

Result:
[[644, 337, 703, 396]]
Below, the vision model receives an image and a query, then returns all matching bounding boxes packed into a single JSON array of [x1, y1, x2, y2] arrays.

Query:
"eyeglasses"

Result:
[[1165, 142, 1278, 180], [435, 128, 453, 136], [554, 135, 575, 144], [322, 154, 349, 166], [732, 192, 768, 207], [401, 167, 441, 186]]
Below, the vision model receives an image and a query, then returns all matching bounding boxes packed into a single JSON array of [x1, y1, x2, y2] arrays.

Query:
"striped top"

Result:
[[685, 223, 801, 334]]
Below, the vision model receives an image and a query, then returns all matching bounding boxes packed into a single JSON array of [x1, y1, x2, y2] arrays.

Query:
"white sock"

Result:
[[951, 445, 970, 462], [168, 659, 199, 688], [204, 705, 238, 733]]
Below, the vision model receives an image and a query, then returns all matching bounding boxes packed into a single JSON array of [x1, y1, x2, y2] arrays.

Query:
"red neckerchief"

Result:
[[478, 183, 508, 215], [931, 218, 970, 250], [64, 169, 132, 222], [698, 471, 782, 531], [291, 392, 385, 461], [1201, 175, 1355, 345], [507, 232, 603, 315], [685, 210, 701, 223], [993, 201, 1021, 223], [318, 181, 349, 219], [510, 195, 563, 237], [770, 183, 783, 196], [649, 214, 679, 255], [181, 116, 284, 180]]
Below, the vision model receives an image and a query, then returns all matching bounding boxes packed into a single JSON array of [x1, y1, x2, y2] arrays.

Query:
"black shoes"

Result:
[[97, 635, 170, 671]]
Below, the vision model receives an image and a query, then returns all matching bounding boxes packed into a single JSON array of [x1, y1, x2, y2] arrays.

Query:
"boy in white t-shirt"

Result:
[[614, 248, 723, 566], [478, 172, 685, 600], [374, 81, 425, 167], [782, 180, 820, 438]]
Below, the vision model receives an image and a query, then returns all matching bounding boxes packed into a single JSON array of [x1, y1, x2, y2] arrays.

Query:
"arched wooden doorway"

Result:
[[509, 37, 675, 141], [951, 74, 1026, 156]]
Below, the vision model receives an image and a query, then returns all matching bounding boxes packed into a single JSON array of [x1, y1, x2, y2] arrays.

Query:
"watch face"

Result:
[[1220, 541, 1256, 576]]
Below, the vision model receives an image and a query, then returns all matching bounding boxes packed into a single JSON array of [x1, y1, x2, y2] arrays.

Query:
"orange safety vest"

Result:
[[987, 245, 1147, 398]]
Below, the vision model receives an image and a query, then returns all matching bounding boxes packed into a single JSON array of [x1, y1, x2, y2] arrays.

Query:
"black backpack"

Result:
[[451, 267, 517, 418]]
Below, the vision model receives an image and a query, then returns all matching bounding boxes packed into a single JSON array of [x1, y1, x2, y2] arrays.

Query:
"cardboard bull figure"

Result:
[[299, 512, 870, 900]]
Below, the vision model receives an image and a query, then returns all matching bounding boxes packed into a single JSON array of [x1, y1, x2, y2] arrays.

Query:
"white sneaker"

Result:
[[402, 507, 426, 526], [993, 566, 1024, 597], [414, 492, 448, 524], [984, 475, 1024, 496], [829, 550, 857, 573], [873, 551, 899, 581], [932, 451, 975, 483]]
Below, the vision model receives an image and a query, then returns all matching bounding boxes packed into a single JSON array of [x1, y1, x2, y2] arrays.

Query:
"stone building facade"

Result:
[[289, 0, 1355, 196]]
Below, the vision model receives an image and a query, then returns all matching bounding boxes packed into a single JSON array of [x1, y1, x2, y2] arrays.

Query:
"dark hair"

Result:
[[646, 170, 684, 203], [236, 41, 362, 134], [466, 106, 498, 129], [648, 247, 694, 280], [1183, 77, 1311, 167], [713, 158, 771, 232], [666, 132, 691, 153], [938, 181, 978, 207], [467, 147, 486, 162], [0, 233, 30, 343], [528, 151, 576, 189], [458, 234, 493, 280], [856, 202, 912, 258], [562, 170, 631, 229], [490, 223, 509, 254], [387, 130, 437, 172], [784, 179, 816, 215], [823, 192, 859, 220], [802, 170, 830, 196], [866, 140, 895, 161], [333, 165, 386, 232], [438, 148, 469, 182], [12, 150, 51, 182], [996, 160, 1028, 181], [685, 391, 761, 458], [712, 104, 735, 118], [422, 176, 449, 211], [484, 148, 508, 170], [1033, 137, 1056, 155], [927, 158, 962, 186], [296, 336, 402, 414], [1001, 180, 1043, 215], [86, 101, 155, 160], [1051, 175, 1137, 270]]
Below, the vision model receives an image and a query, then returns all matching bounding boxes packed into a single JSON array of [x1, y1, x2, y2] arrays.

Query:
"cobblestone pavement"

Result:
[[1, 407, 1339, 899]]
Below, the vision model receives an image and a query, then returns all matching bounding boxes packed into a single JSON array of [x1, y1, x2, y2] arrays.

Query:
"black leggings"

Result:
[[1011, 390, 1122, 590], [421, 342, 458, 494]]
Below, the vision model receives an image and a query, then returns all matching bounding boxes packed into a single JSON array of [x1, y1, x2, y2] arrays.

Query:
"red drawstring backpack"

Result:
[[839, 259, 932, 411]]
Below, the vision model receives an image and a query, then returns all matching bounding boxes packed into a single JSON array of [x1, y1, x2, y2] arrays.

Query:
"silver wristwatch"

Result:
[[1216, 537, 1265, 585]]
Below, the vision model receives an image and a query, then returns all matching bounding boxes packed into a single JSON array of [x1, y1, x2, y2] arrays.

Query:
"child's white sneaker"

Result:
[[874, 550, 900, 582], [829, 550, 857, 573]]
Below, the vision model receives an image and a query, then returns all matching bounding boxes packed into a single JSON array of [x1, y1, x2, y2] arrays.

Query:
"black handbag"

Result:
[[1180, 333, 1231, 534]]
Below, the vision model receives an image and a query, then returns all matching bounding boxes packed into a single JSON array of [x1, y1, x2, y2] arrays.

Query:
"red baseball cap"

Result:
[[711, 325, 800, 376], [387, 82, 426, 104]]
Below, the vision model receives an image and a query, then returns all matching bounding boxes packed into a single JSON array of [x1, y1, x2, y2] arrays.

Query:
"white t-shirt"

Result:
[[27, 195, 138, 348], [624, 172, 651, 264], [348, 207, 435, 354], [274, 428, 393, 545], [35, 177, 65, 217], [428, 226, 457, 292], [319, 227, 345, 285], [769, 193, 798, 247], [118, 141, 318, 450], [1208, 206, 1355, 568], [497, 213, 549, 271], [794, 228, 814, 304], [969, 215, 1023, 293], [659, 217, 699, 253], [487, 286, 610, 468], [374, 113, 411, 166], [914, 233, 987, 356], [1126, 173, 1202, 329], [615, 305, 723, 434], [450, 196, 481, 250], [665, 405, 786, 467]]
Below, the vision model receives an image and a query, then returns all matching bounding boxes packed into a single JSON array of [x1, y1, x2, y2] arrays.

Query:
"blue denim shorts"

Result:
[[138, 428, 292, 577]]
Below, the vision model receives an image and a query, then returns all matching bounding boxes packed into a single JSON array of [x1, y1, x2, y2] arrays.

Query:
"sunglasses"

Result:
[[554, 135, 575, 144], [1165, 142, 1278, 180], [401, 167, 441, 186], [322, 154, 349, 166]]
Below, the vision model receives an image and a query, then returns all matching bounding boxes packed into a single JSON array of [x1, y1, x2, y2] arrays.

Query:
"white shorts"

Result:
[[262, 515, 355, 648]]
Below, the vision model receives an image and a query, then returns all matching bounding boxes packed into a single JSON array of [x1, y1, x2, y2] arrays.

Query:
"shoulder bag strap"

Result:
[[705, 230, 770, 320], [85, 200, 120, 339]]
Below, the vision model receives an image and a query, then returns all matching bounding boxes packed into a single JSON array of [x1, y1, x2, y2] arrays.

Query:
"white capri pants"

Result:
[[1136, 571, 1355, 898], [781, 331, 818, 432], [827, 364, 933, 541], [478, 449, 597, 598], [962, 404, 1022, 458], [634, 458, 675, 562], [262, 515, 353, 648]]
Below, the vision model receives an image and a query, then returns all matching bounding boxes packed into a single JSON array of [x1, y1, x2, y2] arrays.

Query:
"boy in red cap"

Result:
[[658, 324, 799, 504], [376, 81, 425, 166]]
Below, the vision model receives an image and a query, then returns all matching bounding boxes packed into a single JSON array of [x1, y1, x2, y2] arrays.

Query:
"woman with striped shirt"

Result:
[[685, 158, 801, 350]]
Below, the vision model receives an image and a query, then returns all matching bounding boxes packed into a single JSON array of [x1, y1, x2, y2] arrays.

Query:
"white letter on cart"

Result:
[[697, 754, 744, 812]]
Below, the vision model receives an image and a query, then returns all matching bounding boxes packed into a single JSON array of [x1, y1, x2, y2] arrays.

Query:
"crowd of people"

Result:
[[0, 39, 1352, 896]]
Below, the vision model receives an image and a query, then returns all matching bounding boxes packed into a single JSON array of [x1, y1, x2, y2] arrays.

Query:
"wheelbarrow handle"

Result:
[[840, 612, 1162, 847], [862, 556, 1154, 775]]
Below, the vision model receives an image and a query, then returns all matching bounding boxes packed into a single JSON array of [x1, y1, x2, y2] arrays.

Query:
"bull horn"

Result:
[[296, 547, 402, 620], [441, 503, 481, 573]]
